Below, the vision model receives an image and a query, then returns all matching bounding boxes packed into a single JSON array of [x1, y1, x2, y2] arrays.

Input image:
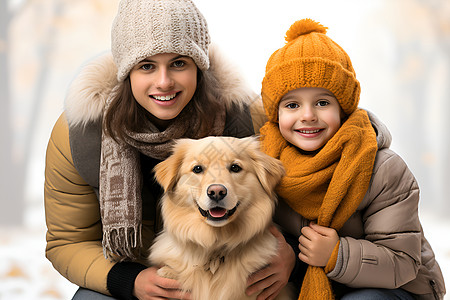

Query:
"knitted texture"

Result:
[[324, 241, 340, 274], [100, 89, 226, 261], [260, 109, 378, 299], [262, 19, 360, 122], [111, 0, 210, 82]]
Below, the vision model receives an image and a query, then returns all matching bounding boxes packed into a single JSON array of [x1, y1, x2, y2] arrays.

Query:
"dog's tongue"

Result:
[[209, 207, 227, 218]]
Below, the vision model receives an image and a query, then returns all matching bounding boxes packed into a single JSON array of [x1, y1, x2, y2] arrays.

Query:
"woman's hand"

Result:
[[298, 222, 339, 267], [133, 266, 191, 300], [246, 226, 295, 300]]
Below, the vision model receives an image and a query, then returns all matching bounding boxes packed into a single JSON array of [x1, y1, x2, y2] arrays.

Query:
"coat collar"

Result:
[[366, 109, 392, 150]]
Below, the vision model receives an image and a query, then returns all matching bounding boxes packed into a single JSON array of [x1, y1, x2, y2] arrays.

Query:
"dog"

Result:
[[149, 136, 294, 300]]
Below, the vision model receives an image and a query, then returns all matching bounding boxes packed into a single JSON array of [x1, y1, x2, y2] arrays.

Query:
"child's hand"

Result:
[[298, 222, 339, 267]]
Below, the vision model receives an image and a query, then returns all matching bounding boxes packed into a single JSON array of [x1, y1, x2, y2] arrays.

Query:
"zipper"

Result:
[[429, 279, 439, 300]]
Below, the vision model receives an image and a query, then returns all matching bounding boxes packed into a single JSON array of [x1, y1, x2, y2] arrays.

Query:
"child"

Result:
[[44, 0, 296, 299], [260, 19, 446, 299]]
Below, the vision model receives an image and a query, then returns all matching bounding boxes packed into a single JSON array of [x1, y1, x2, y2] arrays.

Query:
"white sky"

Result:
[[193, 0, 383, 93]]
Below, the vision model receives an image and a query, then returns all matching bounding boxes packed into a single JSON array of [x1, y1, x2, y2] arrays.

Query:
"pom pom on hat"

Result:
[[262, 18, 360, 122], [285, 18, 327, 42]]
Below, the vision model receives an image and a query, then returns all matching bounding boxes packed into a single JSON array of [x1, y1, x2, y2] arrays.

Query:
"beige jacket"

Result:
[[275, 112, 446, 299], [44, 46, 265, 295]]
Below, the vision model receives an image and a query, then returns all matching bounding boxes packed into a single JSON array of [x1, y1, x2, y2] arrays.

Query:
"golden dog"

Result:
[[149, 136, 294, 300]]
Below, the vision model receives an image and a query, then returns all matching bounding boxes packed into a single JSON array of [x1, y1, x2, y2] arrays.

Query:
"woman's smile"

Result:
[[151, 92, 179, 102], [150, 92, 182, 106], [130, 53, 198, 127]]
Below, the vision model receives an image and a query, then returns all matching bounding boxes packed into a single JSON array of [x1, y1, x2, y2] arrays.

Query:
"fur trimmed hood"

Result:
[[65, 44, 257, 127], [366, 109, 392, 150]]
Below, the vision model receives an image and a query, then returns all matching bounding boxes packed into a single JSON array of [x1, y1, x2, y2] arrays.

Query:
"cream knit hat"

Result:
[[111, 0, 211, 82]]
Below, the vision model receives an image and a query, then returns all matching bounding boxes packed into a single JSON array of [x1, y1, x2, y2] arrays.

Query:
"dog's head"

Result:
[[154, 136, 285, 245]]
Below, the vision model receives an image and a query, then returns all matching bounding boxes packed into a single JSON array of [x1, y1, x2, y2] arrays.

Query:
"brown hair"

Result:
[[103, 69, 221, 142]]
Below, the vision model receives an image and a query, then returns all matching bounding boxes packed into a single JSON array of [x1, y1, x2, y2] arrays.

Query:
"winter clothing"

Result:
[[261, 109, 377, 226], [99, 100, 226, 260], [99, 75, 226, 260], [261, 108, 378, 299], [262, 18, 445, 300], [272, 111, 446, 299], [262, 19, 360, 122], [44, 46, 261, 298], [112, 0, 210, 82]]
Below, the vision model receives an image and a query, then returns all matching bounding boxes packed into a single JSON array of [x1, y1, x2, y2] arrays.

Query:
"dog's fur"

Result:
[[149, 136, 293, 300]]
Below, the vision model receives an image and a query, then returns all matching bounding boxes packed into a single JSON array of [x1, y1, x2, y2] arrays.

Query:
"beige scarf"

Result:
[[99, 90, 226, 261], [260, 109, 378, 299]]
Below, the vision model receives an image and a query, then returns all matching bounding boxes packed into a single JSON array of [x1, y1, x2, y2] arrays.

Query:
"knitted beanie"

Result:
[[111, 0, 211, 82], [262, 19, 360, 122]]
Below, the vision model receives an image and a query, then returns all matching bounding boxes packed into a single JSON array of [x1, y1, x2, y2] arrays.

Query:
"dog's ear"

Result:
[[154, 140, 189, 192], [245, 138, 285, 197]]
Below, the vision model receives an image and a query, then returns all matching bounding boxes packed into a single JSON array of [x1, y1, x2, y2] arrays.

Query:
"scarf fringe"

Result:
[[102, 225, 142, 261]]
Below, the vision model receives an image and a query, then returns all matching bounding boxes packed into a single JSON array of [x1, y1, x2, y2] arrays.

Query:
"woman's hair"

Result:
[[103, 69, 221, 142]]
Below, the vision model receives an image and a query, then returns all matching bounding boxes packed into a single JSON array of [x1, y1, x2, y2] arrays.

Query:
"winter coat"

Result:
[[44, 46, 266, 296], [274, 111, 446, 299]]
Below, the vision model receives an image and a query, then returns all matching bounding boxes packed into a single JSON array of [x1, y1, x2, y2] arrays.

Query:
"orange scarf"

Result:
[[260, 109, 378, 299]]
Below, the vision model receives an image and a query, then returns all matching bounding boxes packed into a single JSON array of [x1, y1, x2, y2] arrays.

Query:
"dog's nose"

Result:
[[207, 184, 227, 202]]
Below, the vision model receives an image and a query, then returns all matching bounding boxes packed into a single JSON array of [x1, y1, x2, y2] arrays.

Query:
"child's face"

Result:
[[278, 87, 343, 152], [129, 53, 197, 125]]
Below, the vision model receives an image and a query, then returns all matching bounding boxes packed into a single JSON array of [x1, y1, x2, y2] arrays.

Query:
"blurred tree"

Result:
[[1, 0, 63, 225], [0, 0, 24, 225], [358, 0, 450, 215], [430, 0, 450, 215], [2, 0, 117, 226]]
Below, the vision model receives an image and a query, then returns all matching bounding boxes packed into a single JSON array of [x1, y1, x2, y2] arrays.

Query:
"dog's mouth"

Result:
[[197, 203, 240, 222]]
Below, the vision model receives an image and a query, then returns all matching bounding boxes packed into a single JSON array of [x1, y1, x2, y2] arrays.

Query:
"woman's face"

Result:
[[129, 53, 198, 127], [278, 87, 343, 152]]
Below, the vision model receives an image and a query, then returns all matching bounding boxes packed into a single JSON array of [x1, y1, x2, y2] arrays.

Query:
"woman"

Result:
[[44, 0, 297, 299]]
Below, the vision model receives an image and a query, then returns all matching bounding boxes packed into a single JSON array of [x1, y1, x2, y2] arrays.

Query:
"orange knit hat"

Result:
[[262, 19, 360, 122]]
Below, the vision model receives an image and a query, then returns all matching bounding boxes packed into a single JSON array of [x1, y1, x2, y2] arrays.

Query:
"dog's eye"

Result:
[[229, 164, 242, 173], [192, 165, 203, 174]]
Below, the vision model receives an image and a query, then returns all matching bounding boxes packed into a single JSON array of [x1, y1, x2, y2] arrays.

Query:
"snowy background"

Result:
[[1, 0, 449, 299]]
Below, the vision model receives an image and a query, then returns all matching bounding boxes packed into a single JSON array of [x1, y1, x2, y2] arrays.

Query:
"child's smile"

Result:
[[295, 127, 323, 137], [278, 87, 343, 152]]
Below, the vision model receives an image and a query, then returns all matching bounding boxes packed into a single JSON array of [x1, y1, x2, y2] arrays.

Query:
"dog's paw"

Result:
[[157, 266, 177, 279]]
